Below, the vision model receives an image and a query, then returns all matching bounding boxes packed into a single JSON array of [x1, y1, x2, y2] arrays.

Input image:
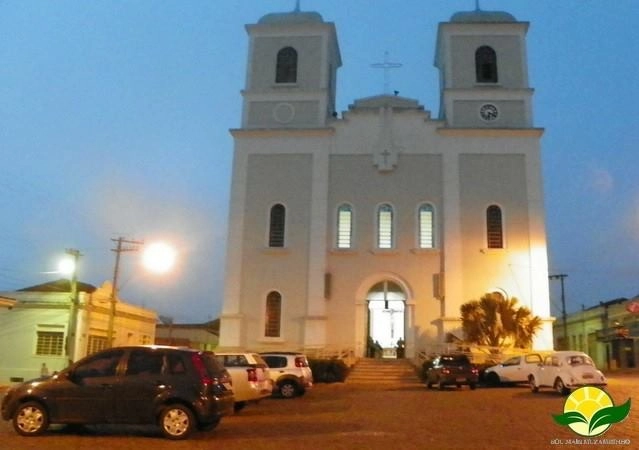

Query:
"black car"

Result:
[[425, 354, 479, 390], [1, 346, 235, 440]]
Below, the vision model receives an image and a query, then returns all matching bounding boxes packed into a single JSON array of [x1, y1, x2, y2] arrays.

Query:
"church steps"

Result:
[[346, 358, 422, 385]]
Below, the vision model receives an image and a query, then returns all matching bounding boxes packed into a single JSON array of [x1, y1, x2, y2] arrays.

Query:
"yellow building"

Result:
[[0, 279, 157, 383]]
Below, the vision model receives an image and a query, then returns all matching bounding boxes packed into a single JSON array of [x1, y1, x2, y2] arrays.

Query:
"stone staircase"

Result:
[[346, 358, 422, 386]]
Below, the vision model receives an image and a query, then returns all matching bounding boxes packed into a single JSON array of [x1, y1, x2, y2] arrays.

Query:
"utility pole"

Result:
[[549, 274, 568, 349], [65, 248, 82, 364], [107, 237, 143, 347]]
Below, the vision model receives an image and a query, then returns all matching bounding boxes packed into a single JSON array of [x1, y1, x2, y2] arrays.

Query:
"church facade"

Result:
[[219, 6, 554, 358]]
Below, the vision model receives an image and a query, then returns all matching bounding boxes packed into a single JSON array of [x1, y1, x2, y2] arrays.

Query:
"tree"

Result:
[[460, 292, 542, 348]]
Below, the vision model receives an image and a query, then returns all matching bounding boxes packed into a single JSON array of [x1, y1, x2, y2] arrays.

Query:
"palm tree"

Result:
[[460, 292, 542, 348]]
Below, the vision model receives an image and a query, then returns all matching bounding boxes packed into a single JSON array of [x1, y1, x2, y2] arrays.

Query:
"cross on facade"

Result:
[[370, 51, 402, 95]]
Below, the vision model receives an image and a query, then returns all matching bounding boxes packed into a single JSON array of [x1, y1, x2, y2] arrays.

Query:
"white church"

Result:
[[219, 4, 554, 359]]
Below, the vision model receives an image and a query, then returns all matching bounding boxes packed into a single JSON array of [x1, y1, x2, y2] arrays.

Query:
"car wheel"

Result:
[[159, 404, 195, 440], [529, 376, 539, 393], [486, 372, 500, 387], [469, 383, 477, 390], [279, 381, 298, 399], [438, 380, 446, 391], [13, 401, 49, 436], [426, 380, 433, 389], [554, 378, 570, 396]]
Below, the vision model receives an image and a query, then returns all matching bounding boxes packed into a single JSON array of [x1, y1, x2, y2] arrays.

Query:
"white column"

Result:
[[441, 150, 463, 317], [303, 146, 330, 347], [219, 143, 248, 348]]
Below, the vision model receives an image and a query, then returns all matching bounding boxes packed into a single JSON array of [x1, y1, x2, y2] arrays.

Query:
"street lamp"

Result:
[[106, 237, 176, 348], [549, 274, 568, 349], [61, 248, 81, 364]]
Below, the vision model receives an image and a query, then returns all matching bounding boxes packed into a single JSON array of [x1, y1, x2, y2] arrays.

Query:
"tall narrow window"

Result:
[[336, 204, 353, 249], [377, 204, 394, 249], [264, 291, 282, 338], [475, 46, 498, 83], [418, 203, 435, 249], [276, 47, 297, 83], [269, 204, 286, 247], [486, 205, 504, 248]]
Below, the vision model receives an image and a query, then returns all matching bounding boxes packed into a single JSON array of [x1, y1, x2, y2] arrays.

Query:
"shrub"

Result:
[[308, 359, 349, 383]]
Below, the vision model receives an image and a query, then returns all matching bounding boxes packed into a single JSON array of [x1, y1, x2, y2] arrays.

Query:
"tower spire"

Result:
[[475, 0, 481, 11], [294, 0, 301, 12]]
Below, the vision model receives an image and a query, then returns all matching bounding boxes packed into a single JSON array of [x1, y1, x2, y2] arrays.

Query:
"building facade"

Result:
[[0, 279, 157, 383], [219, 6, 553, 358], [553, 297, 639, 370]]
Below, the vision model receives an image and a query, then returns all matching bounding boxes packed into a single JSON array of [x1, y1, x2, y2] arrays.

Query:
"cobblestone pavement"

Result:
[[0, 373, 637, 450]]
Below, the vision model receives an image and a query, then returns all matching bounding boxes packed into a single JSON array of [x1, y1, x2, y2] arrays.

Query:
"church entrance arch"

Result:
[[366, 280, 406, 358]]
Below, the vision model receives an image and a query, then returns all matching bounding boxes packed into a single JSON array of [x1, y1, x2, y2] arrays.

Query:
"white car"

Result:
[[215, 352, 273, 411], [528, 351, 607, 395], [484, 353, 544, 386], [260, 352, 314, 398]]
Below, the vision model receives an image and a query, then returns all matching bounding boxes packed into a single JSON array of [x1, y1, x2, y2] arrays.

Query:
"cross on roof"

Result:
[[370, 51, 402, 95]]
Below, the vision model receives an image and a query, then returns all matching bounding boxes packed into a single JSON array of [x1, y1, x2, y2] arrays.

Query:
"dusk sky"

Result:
[[1, 1, 638, 323]]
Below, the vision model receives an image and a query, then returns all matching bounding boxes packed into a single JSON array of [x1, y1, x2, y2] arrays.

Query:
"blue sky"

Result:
[[1, 1, 638, 323]]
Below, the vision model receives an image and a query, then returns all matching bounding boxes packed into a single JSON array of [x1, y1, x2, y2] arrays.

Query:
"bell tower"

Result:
[[241, 7, 341, 129], [435, 8, 533, 128]]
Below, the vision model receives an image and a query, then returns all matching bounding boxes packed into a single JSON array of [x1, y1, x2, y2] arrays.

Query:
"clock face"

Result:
[[479, 103, 499, 121]]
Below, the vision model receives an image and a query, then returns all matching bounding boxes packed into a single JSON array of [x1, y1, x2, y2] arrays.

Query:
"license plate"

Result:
[[582, 373, 594, 379], [456, 377, 466, 382]]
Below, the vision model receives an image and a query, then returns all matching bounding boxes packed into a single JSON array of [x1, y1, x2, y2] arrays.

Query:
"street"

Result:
[[1, 373, 637, 450]]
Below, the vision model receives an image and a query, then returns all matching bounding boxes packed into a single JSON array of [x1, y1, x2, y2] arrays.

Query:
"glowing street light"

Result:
[[107, 237, 177, 347], [142, 242, 177, 274]]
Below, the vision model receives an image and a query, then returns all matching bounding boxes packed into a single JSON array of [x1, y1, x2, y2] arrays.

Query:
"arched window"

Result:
[[418, 203, 435, 249], [486, 205, 504, 248], [475, 46, 498, 83], [264, 291, 281, 338], [336, 204, 353, 249], [377, 204, 394, 249], [275, 47, 298, 83], [269, 204, 286, 247]]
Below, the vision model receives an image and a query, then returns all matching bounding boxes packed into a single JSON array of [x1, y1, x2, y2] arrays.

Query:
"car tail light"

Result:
[[295, 357, 306, 368], [246, 368, 257, 382], [191, 353, 214, 386], [471, 368, 479, 375], [442, 368, 451, 375]]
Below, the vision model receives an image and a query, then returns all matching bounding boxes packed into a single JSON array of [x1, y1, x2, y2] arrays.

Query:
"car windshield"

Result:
[[566, 355, 594, 366]]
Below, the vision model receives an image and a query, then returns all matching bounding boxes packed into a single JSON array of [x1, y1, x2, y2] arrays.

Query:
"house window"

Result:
[[336, 204, 353, 249], [418, 203, 435, 248], [87, 335, 109, 355], [36, 331, 64, 356], [269, 204, 286, 247], [264, 291, 282, 338], [275, 47, 297, 83], [377, 204, 394, 249], [475, 46, 498, 83], [486, 204, 504, 248]]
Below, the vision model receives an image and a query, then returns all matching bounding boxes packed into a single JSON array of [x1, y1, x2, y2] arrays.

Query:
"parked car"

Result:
[[528, 351, 607, 395], [260, 352, 313, 398], [215, 352, 273, 411], [484, 353, 545, 386], [1, 346, 235, 440], [425, 354, 479, 390]]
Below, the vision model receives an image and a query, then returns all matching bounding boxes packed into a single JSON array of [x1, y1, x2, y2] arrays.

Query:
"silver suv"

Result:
[[260, 352, 313, 398]]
